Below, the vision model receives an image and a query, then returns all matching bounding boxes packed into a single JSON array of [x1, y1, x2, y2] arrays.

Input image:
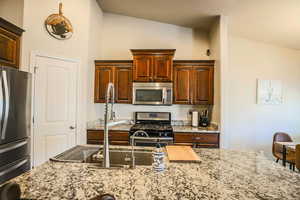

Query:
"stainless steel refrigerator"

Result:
[[0, 66, 31, 184]]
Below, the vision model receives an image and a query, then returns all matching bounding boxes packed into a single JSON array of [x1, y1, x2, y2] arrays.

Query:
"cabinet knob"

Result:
[[70, 126, 76, 130]]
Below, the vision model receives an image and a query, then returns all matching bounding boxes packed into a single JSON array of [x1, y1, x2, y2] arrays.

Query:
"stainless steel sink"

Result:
[[50, 145, 153, 168]]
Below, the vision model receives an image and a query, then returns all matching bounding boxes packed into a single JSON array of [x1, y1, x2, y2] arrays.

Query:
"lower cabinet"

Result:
[[87, 130, 219, 148], [174, 132, 219, 148], [87, 130, 129, 145]]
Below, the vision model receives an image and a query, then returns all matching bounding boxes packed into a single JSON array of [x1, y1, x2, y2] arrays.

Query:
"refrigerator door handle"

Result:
[[1, 71, 9, 140], [0, 158, 28, 177], [0, 74, 3, 139], [0, 140, 28, 154]]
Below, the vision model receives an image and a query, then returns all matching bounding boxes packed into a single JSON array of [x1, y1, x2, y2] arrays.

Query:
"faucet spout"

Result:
[[103, 83, 115, 168]]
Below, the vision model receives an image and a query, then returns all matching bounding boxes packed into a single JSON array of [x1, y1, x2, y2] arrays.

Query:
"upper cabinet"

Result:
[[173, 60, 214, 105], [131, 55, 152, 82], [0, 18, 24, 68], [131, 49, 175, 82], [193, 66, 214, 104], [115, 66, 132, 103], [94, 54, 215, 105], [94, 61, 133, 104], [94, 65, 114, 103], [173, 65, 193, 104]]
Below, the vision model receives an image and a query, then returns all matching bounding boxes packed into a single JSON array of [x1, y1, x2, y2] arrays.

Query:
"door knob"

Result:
[[69, 126, 76, 130]]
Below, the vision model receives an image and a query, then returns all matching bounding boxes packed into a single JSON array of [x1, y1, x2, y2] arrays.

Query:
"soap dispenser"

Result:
[[153, 143, 165, 172]]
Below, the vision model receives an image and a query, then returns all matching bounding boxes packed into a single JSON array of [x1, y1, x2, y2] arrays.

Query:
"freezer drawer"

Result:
[[0, 139, 29, 167], [0, 157, 30, 184]]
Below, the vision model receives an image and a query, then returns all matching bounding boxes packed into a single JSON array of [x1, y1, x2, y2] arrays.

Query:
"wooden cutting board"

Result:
[[166, 146, 201, 163]]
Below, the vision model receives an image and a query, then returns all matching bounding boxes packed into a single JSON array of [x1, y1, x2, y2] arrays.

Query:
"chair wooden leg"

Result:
[[289, 163, 292, 170], [276, 158, 279, 163]]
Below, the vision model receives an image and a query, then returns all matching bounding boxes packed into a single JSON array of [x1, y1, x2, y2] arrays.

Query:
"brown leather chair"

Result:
[[296, 144, 300, 172], [272, 132, 293, 162]]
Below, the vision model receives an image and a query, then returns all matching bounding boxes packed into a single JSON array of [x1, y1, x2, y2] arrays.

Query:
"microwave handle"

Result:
[[162, 88, 167, 104]]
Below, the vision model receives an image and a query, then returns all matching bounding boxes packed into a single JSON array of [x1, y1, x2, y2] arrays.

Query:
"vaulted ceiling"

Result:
[[98, 0, 300, 50]]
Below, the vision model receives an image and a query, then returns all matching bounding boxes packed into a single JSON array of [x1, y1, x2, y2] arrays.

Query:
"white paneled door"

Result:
[[33, 55, 78, 166]]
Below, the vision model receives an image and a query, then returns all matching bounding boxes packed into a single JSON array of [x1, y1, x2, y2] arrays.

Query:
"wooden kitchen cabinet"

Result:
[[193, 134, 219, 148], [132, 55, 152, 82], [193, 66, 214, 104], [115, 66, 132, 103], [152, 55, 173, 82], [174, 132, 219, 148], [0, 17, 24, 68], [174, 133, 194, 145], [131, 49, 175, 82], [94, 61, 133, 103], [87, 130, 129, 145], [173, 66, 193, 104], [94, 66, 114, 103], [173, 60, 214, 105]]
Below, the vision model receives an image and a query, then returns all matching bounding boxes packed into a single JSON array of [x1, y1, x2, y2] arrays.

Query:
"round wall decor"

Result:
[[44, 3, 73, 40]]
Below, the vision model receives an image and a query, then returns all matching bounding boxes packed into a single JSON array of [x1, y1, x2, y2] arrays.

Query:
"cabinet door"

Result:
[[110, 131, 129, 145], [87, 130, 129, 145], [115, 66, 132, 103], [133, 55, 152, 82], [0, 27, 20, 68], [94, 66, 114, 103], [193, 133, 219, 148], [153, 56, 172, 82], [173, 66, 193, 104], [174, 133, 194, 145], [193, 67, 214, 105], [87, 130, 104, 144]]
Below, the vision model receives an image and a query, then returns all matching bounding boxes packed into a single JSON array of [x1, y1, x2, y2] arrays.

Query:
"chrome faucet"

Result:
[[103, 83, 115, 168], [130, 131, 149, 168]]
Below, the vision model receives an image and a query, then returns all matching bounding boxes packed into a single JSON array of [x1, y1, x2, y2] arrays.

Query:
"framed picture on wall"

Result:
[[257, 79, 283, 105]]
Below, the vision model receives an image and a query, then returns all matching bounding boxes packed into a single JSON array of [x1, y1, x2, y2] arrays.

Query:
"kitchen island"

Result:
[[5, 148, 300, 200]]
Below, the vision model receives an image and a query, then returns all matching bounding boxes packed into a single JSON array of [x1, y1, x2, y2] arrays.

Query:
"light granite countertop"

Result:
[[87, 124, 133, 131], [6, 148, 300, 200], [87, 119, 132, 131], [172, 125, 219, 133]]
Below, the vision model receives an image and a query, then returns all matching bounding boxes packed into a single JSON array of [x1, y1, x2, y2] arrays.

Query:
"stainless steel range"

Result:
[[129, 112, 174, 146]]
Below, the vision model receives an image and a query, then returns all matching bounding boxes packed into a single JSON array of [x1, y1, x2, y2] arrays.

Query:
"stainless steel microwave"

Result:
[[132, 83, 173, 105]]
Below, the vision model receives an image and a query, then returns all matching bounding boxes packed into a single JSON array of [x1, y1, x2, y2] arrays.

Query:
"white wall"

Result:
[[0, 0, 24, 27], [101, 13, 210, 60], [87, 1, 104, 122], [227, 35, 300, 155], [22, 0, 103, 144], [219, 16, 230, 149], [209, 18, 221, 124]]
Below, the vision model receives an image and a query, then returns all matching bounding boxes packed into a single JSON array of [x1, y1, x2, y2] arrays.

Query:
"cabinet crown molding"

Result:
[[95, 60, 133, 65], [0, 17, 24, 36], [130, 49, 176, 56], [174, 60, 215, 66]]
